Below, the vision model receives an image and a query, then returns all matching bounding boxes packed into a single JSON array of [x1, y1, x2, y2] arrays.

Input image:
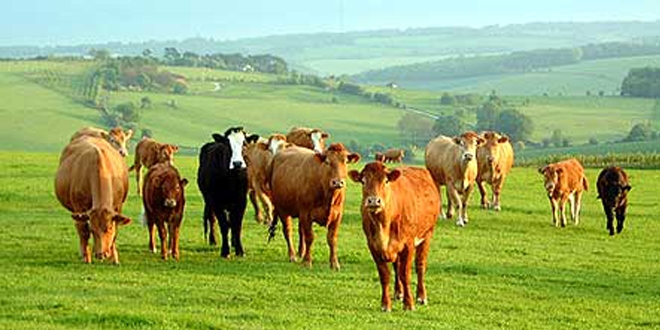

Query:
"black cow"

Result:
[[197, 127, 259, 257], [596, 166, 631, 236]]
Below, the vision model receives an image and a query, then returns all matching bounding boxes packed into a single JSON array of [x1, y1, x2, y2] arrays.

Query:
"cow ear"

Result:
[[180, 178, 189, 187], [498, 136, 509, 143], [556, 168, 564, 174], [387, 169, 401, 182], [452, 137, 461, 145], [322, 132, 329, 139], [124, 129, 133, 140], [347, 153, 361, 164], [477, 137, 485, 146], [212, 133, 228, 144], [538, 166, 547, 174], [348, 170, 362, 183], [113, 214, 132, 226], [71, 213, 89, 222], [172, 145, 179, 152], [246, 134, 260, 144], [623, 185, 631, 192], [314, 153, 327, 163]]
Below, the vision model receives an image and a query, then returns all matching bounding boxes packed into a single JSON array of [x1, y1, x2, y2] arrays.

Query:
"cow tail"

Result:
[[582, 176, 589, 191], [267, 214, 278, 242]]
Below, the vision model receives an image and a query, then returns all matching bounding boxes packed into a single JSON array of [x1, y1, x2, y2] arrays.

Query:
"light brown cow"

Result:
[[244, 134, 288, 224], [476, 131, 514, 211], [382, 148, 405, 163], [70, 126, 133, 157], [129, 138, 179, 196], [349, 163, 440, 311], [539, 158, 588, 227], [55, 129, 133, 264], [286, 127, 329, 153], [269, 143, 360, 269], [142, 163, 188, 261], [425, 131, 484, 226]]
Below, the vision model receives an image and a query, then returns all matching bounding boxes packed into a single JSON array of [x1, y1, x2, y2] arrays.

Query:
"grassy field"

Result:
[[1, 151, 659, 329]]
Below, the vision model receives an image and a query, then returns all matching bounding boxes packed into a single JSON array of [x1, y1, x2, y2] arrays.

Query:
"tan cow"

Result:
[[382, 148, 405, 163], [55, 129, 133, 264], [129, 138, 179, 196], [244, 133, 288, 224], [269, 143, 360, 269], [476, 131, 514, 211], [425, 131, 484, 226], [349, 163, 440, 311], [286, 127, 329, 153], [539, 158, 588, 227], [70, 126, 133, 157]]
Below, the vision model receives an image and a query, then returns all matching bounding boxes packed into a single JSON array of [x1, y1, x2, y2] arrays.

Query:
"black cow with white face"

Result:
[[197, 127, 259, 257], [596, 166, 631, 236]]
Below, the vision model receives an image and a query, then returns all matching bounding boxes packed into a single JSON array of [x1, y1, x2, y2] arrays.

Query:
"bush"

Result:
[[172, 81, 189, 94]]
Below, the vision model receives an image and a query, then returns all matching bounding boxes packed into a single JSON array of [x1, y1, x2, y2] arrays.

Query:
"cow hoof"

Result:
[[417, 297, 428, 305], [456, 220, 465, 227], [395, 293, 403, 301], [493, 205, 501, 211], [381, 306, 392, 313]]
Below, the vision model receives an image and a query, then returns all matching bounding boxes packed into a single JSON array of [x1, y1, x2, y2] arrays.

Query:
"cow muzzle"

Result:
[[330, 178, 345, 189], [463, 152, 474, 162], [231, 161, 245, 169], [365, 196, 383, 209], [94, 250, 111, 260], [164, 199, 177, 208]]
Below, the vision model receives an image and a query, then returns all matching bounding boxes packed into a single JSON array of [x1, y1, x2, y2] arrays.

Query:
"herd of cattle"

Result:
[[54, 125, 632, 311]]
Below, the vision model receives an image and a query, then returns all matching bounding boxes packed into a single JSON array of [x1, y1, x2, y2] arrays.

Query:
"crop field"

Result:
[[1, 151, 659, 329]]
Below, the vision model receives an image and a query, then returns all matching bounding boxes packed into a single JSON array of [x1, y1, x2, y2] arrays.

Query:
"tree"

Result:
[[114, 102, 140, 123], [623, 122, 655, 142], [621, 67, 660, 98], [439, 92, 456, 105], [397, 113, 434, 147], [495, 109, 533, 142], [140, 96, 152, 109], [550, 129, 563, 147], [142, 48, 153, 58], [433, 115, 466, 137], [89, 48, 110, 61], [476, 100, 500, 131]]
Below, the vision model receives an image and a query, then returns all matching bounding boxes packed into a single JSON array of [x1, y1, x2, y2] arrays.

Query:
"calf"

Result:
[[539, 158, 588, 227], [425, 131, 484, 226], [286, 127, 329, 153], [244, 133, 288, 224], [142, 163, 188, 260], [69, 126, 133, 157], [476, 131, 514, 211], [349, 163, 440, 311], [197, 127, 259, 257], [130, 138, 179, 196], [382, 148, 405, 163], [597, 166, 631, 236], [269, 143, 360, 269]]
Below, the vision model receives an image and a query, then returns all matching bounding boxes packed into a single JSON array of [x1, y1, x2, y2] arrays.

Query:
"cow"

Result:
[[597, 166, 631, 236], [244, 133, 288, 224], [55, 127, 133, 264], [69, 126, 133, 157], [285, 127, 329, 153], [476, 131, 514, 211], [425, 131, 484, 226], [374, 152, 386, 162], [349, 163, 440, 311], [382, 148, 405, 163], [197, 127, 259, 257], [142, 163, 188, 260], [538, 158, 588, 227], [129, 137, 179, 196], [269, 143, 360, 269]]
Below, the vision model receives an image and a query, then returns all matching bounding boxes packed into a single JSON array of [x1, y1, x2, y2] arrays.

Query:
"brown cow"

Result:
[[538, 158, 588, 227], [142, 163, 188, 260], [244, 134, 288, 224], [286, 127, 329, 153], [269, 143, 360, 269], [476, 131, 514, 211], [382, 148, 405, 163], [374, 152, 385, 162], [70, 126, 133, 157], [597, 166, 631, 236], [55, 129, 133, 264], [349, 163, 440, 311], [129, 138, 179, 196], [425, 132, 484, 226]]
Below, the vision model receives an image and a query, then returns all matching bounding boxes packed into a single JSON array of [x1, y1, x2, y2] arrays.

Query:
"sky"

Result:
[[1, 0, 659, 46]]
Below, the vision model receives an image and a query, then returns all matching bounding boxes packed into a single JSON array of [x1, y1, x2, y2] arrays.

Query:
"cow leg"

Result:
[[415, 236, 432, 305], [147, 214, 157, 253], [203, 202, 217, 246], [375, 260, 392, 312], [460, 184, 474, 224], [573, 191, 583, 225], [393, 259, 403, 301], [74, 221, 91, 263], [248, 189, 263, 224], [492, 180, 503, 211], [550, 197, 559, 227], [567, 193, 576, 223], [615, 205, 627, 234], [604, 205, 615, 236], [326, 218, 341, 271], [397, 246, 415, 311], [297, 223, 306, 260], [156, 221, 168, 260], [136, 165, 143, 197], [169, 219, 180, 261], [259, 192, 275, 226], [559, 195, 568, 227], [229, 206, 246, 257], [281, 215, 297, 262], [300, 217, 314, 268], [215, 208, 231, 258], [445, 185, 456, 220], [477, 180, 489, 209]]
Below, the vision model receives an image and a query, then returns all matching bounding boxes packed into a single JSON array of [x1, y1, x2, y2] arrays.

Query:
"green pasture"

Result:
[[0, 151, 659, 329]]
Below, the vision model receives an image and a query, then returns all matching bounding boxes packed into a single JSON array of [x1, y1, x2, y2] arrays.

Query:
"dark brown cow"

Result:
[[142, 163, 188, 260], [349, 163, 440, 311], [539, 158, 588, 227], [269, 143, 360, 269], [130, 137, 179, 196], [55, 128, 133, 263], [382, 148, 405, 163], [285, 127, 329, 153], [597, 166, 631, 236], [244, 134, 288, 224], [476, 131, 514, 211]]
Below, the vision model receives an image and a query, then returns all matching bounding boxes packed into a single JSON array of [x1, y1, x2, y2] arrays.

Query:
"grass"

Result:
[[1, 151, 659, 329]]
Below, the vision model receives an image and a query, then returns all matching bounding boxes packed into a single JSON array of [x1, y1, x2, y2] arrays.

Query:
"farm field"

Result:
[[1, 151, 659, 329]]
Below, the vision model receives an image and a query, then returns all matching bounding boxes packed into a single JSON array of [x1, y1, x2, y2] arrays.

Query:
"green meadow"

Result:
[[1, 152, 659, 329]]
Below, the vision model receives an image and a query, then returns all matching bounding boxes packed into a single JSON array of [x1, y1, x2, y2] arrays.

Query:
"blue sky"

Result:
[[2, 0, 658, 46]]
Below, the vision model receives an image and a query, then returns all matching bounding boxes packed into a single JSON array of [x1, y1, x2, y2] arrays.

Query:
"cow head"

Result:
[[157, 144, 179, 165], [103, 127, 133, 157], [159, 173, 188, 208], [314, 143, 360, 190], [539, 165, 561, 195], [349, 162, 401, 214], [267, 134, 288, 155], [479, 131, 509, 170], [453, 131, 484, 164], [310, 129, 330, 153], [74, 208, 131, 261], [213, 127, 260, 170]]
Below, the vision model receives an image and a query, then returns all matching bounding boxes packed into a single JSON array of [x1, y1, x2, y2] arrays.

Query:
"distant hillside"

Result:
[[3, 21, 660, 75]]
